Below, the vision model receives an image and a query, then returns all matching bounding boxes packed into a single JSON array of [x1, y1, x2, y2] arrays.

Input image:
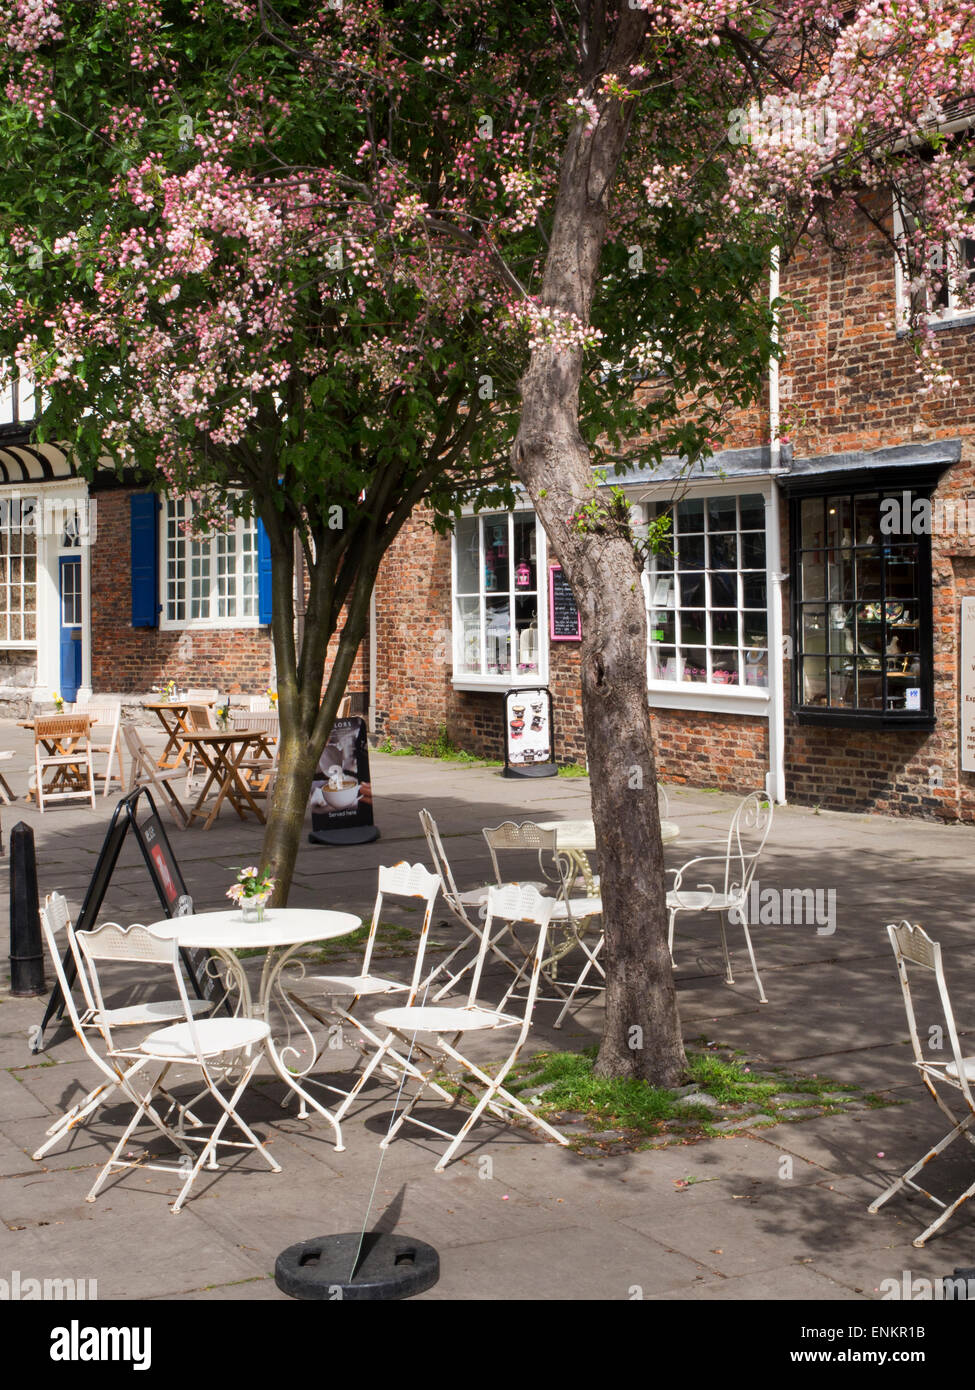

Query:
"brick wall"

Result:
[[91, 488, 273, 693]]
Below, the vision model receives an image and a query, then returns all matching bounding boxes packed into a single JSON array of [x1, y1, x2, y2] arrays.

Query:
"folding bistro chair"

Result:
[[666, 789, 773, 1003], [0, 749, 15, 804], [34, 896, 208, 1162], [869, 920, 975, 1247], [85, 702, 124, 797], [294, 862, 454, 1121], [185, 687, 220, 704], [123, 724, 189, 828], [369, 883, 570, 1171], [33, 714, 97, 812], [419, 808, 514, 1001], [482, 820, 606, 1028], [232, 712, 279, 798], [249, 695, 271, 712], [77, 921, 280, 1214]]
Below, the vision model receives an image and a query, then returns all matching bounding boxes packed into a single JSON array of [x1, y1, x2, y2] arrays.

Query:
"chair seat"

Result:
[[667, 890, 740, 913], [375, 1004, 517, 1033], [550, 896, 603, 920], [310, 973, 408, 996], [140, 1017, 269, 1059], [944, 1058, 975, 1081], [95, 998, 211, 1027]]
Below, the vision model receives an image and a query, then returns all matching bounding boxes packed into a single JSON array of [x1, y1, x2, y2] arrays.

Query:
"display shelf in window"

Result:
[[452, 510, 547, 685], [790, 484, 935, 729]]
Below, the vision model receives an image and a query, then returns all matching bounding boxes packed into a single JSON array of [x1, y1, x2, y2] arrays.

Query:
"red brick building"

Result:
[[3, 196, 975, 823]]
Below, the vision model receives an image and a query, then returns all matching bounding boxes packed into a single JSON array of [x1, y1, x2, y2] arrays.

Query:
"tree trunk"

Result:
[[512, 8, 686, 1086], [260, 729, 320, 891]]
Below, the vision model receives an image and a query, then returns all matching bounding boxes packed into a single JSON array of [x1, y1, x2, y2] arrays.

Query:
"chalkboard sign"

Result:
[[549, 563, 582, 641]]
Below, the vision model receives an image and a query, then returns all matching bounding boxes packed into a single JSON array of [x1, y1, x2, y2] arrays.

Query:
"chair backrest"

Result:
[[186, 703, 216, 732], [419, 809, 473, 925], [232, 713, 279, 736], [362, 862, 441, 1002], [884, 919, 974, 1106], [185, 688, 219, 703], [723, 791, 774, 896], [657, 783, 670, 821], [34, 714, 91, 746], [482, 821, 567, 893], [123, 723, 153, 775], [249, 695, 271, 712], [476, 884, 555, 1025], [84, 702, 121, 728], [337, 695, 352, 718], [76, 921, 189, 1055], [38, 895, 109, 1074]]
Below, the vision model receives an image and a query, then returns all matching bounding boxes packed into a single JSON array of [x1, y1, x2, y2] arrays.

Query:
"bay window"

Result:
[[645, 490, 769, 692], [452, 510, 547, 686]]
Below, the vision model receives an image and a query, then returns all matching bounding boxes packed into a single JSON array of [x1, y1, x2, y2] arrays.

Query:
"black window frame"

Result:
[[789, 468, 938, 731]]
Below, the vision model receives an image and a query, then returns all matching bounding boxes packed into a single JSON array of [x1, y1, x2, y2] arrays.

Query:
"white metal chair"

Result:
[[482, 820, 606, 1028], [869, 920, 975, 1247], [666, 790, 773, 1003], [123, 724, 189, 828], [249, 695, 271, 712], [34, 896, 208, 1162], [85, 702, 124, 797], [77, 921, 280, 1213], [368, 884, 569, 1170], [33, 714, 96, 812], [419, 808, 512, 1000], [296, 862, 454, 1121]]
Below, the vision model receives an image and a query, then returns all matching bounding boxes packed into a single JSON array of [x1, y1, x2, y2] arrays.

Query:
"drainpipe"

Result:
[[766, 245, 789, 805], [368, 584, 377, 735]]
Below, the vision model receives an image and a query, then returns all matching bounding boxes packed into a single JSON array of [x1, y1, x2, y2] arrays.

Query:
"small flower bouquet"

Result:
[[267, 688, 278, 707], [152, 680, 178, 702], [227, 866, 275, 922], [51, 690, 64, 712], [216, 699, 230, 729]]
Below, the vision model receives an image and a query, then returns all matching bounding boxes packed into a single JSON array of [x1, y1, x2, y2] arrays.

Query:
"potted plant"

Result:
[[227, 866, 275, 923]]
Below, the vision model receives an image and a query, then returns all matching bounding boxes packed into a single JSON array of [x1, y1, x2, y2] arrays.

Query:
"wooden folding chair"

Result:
[[231, 712, 279, 798], [85, 702, 124, 797], [123, 724, 189, 828], [33, 715, 96, 812]]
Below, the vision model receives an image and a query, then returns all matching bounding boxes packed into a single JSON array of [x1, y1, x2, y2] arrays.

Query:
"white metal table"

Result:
[[148, 907, 361, 1150], [535, 817, 680, 894]]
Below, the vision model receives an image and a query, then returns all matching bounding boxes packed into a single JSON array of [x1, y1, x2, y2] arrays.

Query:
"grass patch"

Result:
[[378, 728, 502, 767], [492, 1044, 890, 1150], [557, 763, 590, 778], [304, 920, 415, 965]]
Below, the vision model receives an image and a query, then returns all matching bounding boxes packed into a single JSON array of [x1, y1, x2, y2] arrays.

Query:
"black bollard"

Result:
[[9, 822, 45, 996]]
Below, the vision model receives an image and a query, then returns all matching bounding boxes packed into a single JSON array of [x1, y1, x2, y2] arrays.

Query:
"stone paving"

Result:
[[2, 717, 975, 1313]]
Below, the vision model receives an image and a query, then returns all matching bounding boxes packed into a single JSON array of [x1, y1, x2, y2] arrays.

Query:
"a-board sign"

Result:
[[308, 715, 380, 845], [549, 563, 582, 641], [961, 598, 975, 772], [503, 687, 557, 779], [34, 788, 218, 1050]]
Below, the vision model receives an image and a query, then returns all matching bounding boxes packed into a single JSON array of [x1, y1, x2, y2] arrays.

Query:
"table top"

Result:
[[176, 729, 259, 744], [147, 907, 362, 950], [143, 699, 216, 709], [535, 817, 680, 848]]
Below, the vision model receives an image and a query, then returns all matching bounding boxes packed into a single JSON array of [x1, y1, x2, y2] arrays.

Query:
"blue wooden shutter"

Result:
[[257, 518, 272, 625], [130, 494, 159, 628]]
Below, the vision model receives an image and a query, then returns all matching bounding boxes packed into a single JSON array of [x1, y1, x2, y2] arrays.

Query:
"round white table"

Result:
[[149, 907, 361, 1149], [535, 817, 680, 894]]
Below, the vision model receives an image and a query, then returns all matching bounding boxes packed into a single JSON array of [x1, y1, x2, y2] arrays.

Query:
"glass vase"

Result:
[[241, 898, 267, 924]]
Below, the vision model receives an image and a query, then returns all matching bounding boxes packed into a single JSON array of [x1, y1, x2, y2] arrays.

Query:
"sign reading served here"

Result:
[[961, 599, 975, 772], [549, 563, 581, 641]]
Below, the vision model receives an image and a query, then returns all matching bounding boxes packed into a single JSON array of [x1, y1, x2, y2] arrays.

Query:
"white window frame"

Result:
[[638, 479, 772, 717], [893, 199, 975, 329], [160, 496, 260, 630], [451, 506, 549, 691], [0, 493, 39, 648]]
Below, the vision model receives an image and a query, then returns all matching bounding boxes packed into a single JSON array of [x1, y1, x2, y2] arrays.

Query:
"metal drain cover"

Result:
[[275, 1233, 439, 1301]]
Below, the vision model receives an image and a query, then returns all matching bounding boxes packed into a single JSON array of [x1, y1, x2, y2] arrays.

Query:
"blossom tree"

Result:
[[2, 0, 974, 1084]]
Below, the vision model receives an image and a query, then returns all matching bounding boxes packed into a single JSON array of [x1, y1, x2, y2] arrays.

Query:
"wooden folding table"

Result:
[[177, 729, 268, 829]]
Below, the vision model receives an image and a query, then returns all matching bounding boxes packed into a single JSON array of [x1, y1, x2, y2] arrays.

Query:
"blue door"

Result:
[[59, 555, 82, 702]]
